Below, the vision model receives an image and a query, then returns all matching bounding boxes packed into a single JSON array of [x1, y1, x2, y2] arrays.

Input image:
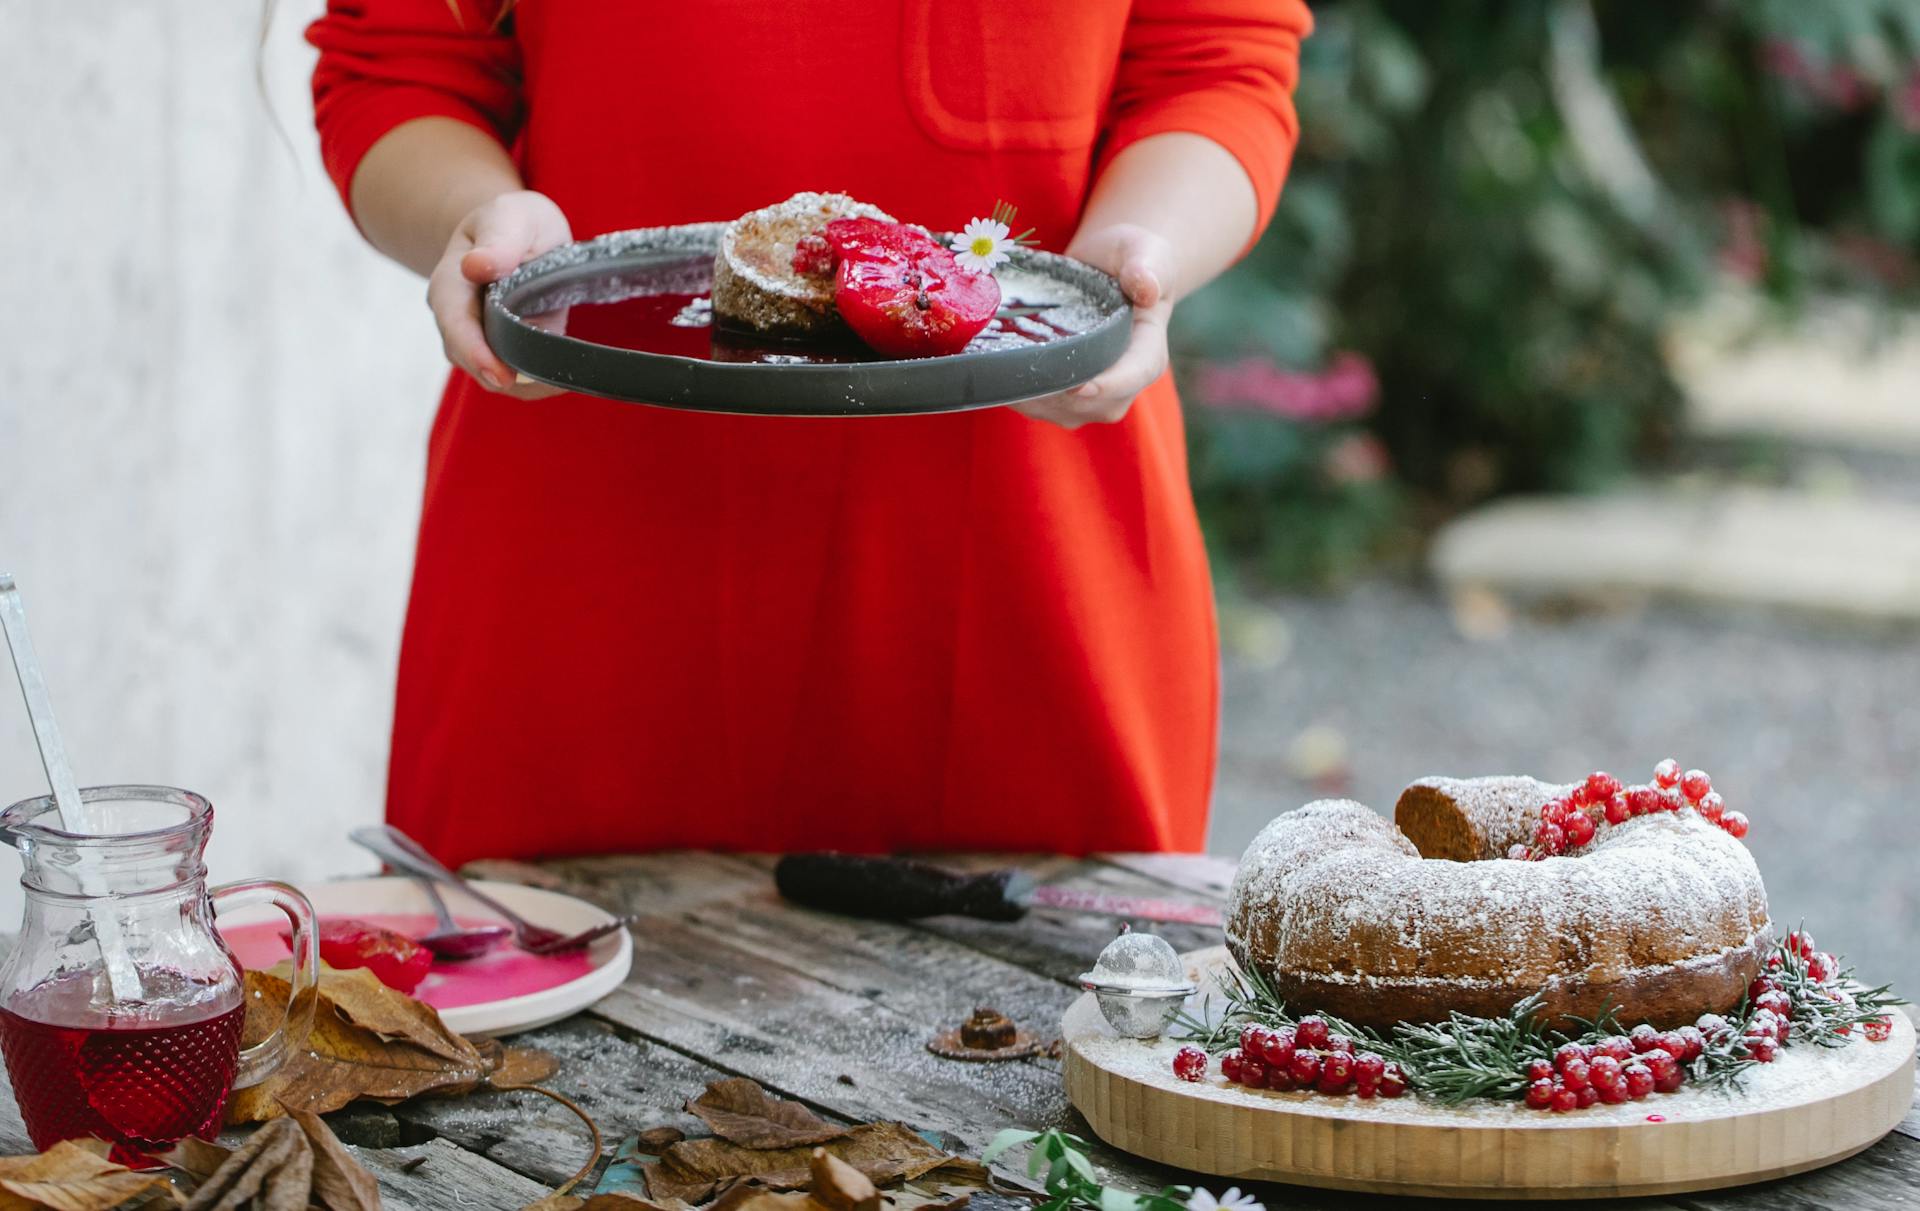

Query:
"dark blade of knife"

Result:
[[772, 852, 1224, 927]]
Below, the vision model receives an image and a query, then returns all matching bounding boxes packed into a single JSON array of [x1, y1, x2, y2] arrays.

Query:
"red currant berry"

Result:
[[1623, 1063, 1655, 1099], [1353, 1078, 1376, 1099], [1721, 811, 1749, 839], [1807, 952, 1838, 983], [1568, 784, 1591, 808], [1597, 1081, 1629, 1104], [1695, 791, 1724, 822], [1173, 1046, 1208, 1082], [1654, 1064, 1686, 1094], [1564, 812, 1596, 848], [1656, 1031, 1691, 1061], [1378, 1064, 1407, 1098], [1605, 793, 1633, 824], [1238, 1055, 1269, 1087], [1865, 1015, 1894, 1043], [1550, 1085, 1579, 1112], [1289, 1050, 1322, 1085], [1755, 989, 1793, 1020], [1787, 930, 1816, 960], [1626, 788, 1661, 818], [1585, 772, 1622, 802], [1587, 1055, 1623, 1089], [1629, 1024, 1661, 1054], [1745, 1035, 1778, 1063], [1295, 1016, 1330, 1050], [1749, 974, 1778, 1001], [1317, 1051, 1355, 1094], [1507, 843, 1533, 861], [1354, 1052, 1386, 1085], [1675, 1026, 1706, 1061], [1680, 769, 1712, 802], [1575, 1084, 1599, 1108], [1559, 1058, 1591, 1090], [1525, 1058, 1555, 1083], [1540, 799, 1570, 826], [1267, 1064, 1298, 1092], [1533, 822, 1565, 855], [1554, 1041, 1592, 1070], [1325, 1032, 1354, 1054], [1748, 1009, 1784, 1042], [1524, 1078, 1555, 1109], [1239, 1024, 1272, 1055], [1596, 1035, 1635, 1062], [1643, 1048, 1679, 1081], [1221, 1049, 1245, 1084], [1653, 758, 1681, 789]]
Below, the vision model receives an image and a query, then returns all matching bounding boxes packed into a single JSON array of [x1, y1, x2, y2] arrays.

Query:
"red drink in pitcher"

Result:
[[0, 971, 246, 1165], [0, 787, 316, 1167]]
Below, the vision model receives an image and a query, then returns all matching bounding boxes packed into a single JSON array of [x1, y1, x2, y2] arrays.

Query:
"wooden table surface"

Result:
[[2, 852, 1914, 1210]]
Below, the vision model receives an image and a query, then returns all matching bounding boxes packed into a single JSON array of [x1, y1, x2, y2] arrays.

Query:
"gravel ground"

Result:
[[1208, 579, 1920, 1001]]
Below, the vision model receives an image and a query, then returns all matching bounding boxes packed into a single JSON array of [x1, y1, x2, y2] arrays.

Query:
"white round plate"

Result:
[[221, 876, 631, 1037]]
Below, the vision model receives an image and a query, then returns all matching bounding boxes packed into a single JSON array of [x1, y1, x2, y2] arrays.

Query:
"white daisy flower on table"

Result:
[[1186, 1188, 1264, 1211], [951, 216, 1014, 273]]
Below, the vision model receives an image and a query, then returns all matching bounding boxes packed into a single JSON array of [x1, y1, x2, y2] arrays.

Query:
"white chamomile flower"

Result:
[[951, 216, 1013, 273], [1186, 1189, 1263, 1211]]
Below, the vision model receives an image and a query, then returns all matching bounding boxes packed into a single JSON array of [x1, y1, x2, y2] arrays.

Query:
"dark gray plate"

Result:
[[484, 222, 1130, 417]]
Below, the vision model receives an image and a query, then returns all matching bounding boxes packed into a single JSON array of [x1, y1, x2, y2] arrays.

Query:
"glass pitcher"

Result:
[[0, 785, 317, 1165]]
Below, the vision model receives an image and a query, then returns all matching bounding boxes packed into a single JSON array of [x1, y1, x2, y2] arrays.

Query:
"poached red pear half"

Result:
[[809, 217, 1001, 358]]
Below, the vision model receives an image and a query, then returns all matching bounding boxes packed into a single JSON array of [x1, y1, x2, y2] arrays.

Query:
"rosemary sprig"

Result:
[[1173, 930, 1902, 1106], [982, 1129, 1192, 1211]]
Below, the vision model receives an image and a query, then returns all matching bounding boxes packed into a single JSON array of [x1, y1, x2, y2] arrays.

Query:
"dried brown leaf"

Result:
[[808, 1151, 876, 1211], [0, 1140, 176, 1211], [702, 1192, 818, 1211], [289, 1108, 382, 1211], [644, 1123, 977, 1205], [687, 1080, 846, 1150], [474, 1038, 562, 1088], [159, 1137, 232, 1184], [634, 1128, 686, 1154], [226, 968, 492, 1123], [180, 1120, 311, 1211]]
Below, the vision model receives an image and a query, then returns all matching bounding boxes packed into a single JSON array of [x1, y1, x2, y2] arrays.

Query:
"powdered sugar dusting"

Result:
[[1225, 796, 1770, 992], [1066, 956, 1913, 1128]]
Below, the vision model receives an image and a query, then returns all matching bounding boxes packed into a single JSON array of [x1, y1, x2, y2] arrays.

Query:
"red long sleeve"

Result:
[[307, 0, 523, 213], [1096, 0, 1313, 242]]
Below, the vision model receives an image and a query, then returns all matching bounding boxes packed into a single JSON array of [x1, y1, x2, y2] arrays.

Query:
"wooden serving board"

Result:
[[1063, 947, 1917, 1200]]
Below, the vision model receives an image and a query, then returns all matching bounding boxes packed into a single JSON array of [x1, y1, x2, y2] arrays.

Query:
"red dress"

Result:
[[308, 0, 1309, 867]]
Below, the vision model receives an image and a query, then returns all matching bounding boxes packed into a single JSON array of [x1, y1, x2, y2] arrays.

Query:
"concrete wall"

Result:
[[0, 1, 436, 920]]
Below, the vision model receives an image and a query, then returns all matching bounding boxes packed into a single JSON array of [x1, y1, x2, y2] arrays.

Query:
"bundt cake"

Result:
[[710, 191, 894, 337], [1225, 777, 1772, 1029]]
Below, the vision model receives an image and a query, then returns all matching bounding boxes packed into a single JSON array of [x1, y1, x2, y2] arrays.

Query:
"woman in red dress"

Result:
[[308, 0, 1312, 867]]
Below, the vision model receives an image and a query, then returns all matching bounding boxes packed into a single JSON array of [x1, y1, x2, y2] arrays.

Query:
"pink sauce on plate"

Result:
[[220, 913, 597, 1010]]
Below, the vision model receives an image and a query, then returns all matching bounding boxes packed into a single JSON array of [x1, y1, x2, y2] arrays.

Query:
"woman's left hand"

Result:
[[1013, 223, 1178, 430]]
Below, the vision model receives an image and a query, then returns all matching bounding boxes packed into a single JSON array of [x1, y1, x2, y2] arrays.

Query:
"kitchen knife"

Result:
[[772, 852, 1224, 927]]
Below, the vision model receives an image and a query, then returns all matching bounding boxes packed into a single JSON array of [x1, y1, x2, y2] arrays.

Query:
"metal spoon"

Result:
[[350, 824, 632, 955], [413, 876, 510, 960], [0, 574, 143, 1002]]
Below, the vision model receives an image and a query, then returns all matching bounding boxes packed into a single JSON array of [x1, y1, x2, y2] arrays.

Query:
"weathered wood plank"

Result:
[[354, 1136, 553, 1211], [393, 1014, 740, 1188], [1095, 854, 1238, 902], [909, 859, 1221, 985], [1669, 1126, 1920, 1210]]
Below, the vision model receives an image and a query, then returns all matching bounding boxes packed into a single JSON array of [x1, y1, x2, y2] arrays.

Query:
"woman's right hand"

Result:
[[427, 190, 572, 398]]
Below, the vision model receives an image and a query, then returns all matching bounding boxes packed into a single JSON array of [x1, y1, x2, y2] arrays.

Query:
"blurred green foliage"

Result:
[[1177, 0, 1920, 586]]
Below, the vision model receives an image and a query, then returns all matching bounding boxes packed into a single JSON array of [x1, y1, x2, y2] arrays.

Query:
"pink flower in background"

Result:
[[1898, 71, 1920, 133], [1718, 198, 1768, 282], [1323, 432, 1392, 485], [1193, 351, 1379, 422], [1758, 37, 1873, 111]]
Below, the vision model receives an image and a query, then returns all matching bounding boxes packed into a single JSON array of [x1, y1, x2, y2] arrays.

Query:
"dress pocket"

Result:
[[899, 0, 1127, 152]]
